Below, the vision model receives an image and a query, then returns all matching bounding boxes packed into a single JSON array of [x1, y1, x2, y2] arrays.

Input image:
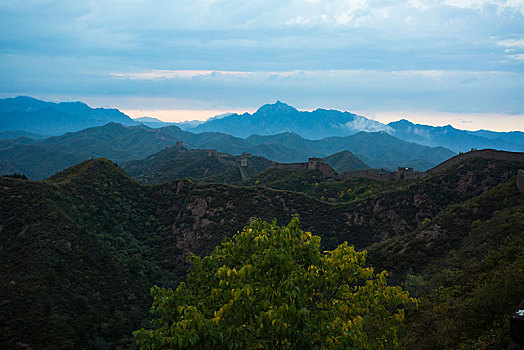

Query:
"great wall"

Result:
[[271, 158, 336, 177], [174, 141, 524, 186], [271, 148, 524, 183]]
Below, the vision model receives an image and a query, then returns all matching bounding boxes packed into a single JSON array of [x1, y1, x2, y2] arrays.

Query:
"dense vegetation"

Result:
[[0, 155, 522, 349], [368, 179, 524, 348], [250, 168, 403, 203], [322, 150, 370, 172], [135, 218, 415, 349], [123, 146, 273, 185]]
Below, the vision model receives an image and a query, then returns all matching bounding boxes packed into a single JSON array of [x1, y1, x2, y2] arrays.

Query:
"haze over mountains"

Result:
[[0, 122, 453, 180], [1, 97, 522, 154], [184, 101, 524, 153], [1, 96, 523, 181], [0, 96, 138, 136]]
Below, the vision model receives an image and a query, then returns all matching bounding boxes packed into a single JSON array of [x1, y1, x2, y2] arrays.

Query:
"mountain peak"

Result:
[[255, 101, 298, 114], [388, 119, 414, 127]]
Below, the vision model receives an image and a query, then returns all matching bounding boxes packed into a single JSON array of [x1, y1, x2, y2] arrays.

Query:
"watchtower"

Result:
[[308, 158, 322, 170]]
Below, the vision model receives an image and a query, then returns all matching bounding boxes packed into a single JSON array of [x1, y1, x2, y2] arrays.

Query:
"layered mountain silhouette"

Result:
[[182, 101, 524, 153], [1, 97, 521, 154], [133, 116, 179, 128], [186, 101, 386, 139], [387, 119, 524, 153], [0, 96, 138, 135], [0, 122, 454, 179]]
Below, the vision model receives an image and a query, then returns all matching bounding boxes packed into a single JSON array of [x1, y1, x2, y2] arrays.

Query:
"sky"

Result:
[[1, 0, 523, 131]]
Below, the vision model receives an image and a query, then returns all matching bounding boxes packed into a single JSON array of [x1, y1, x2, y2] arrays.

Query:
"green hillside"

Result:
[[0, 156, 522, 349], [123, 146, 273, 184], [323, 149, 370, 172], [368, 179, 524, 348], [0, 123, 454, 180]]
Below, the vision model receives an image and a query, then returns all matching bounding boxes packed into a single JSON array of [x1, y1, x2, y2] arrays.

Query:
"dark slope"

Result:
[[0, 136, 40, 151], [0, 130, 44, 139], [367, 178, 524, 348], [1, 154, 523, 348], [314, 131, 454, 170], [160, 127, 312, 162], [237, 131, 455, 169], [0, 160, 169, 349]]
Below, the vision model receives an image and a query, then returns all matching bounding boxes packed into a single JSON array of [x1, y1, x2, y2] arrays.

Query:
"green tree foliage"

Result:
[[134, 217, 416, 349]]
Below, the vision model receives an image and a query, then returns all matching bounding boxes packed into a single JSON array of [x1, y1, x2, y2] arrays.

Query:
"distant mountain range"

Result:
[[0, 96, 138, 135], [182, 101, 524, 153], [1, 97, 521, 153], [0, 122, 453, 180], [323, 150, 370, 173], [133, 117, 179, 129], [387, 119, 524, 153], [185, 101, 386, 139]]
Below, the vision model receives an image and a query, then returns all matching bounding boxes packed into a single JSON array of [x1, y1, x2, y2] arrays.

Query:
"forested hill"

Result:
[[122, 145, 274, 184], [0, 155, 522, 348], [0, 122, 454, 179]]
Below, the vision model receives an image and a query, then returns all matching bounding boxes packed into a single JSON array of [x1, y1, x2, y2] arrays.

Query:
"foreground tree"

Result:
[[134, 217, 416, 349]]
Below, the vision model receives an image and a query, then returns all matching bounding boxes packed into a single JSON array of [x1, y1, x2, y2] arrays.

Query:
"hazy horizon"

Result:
[[120, 106, 524, 132], [3, 93, 522, 132], [1, 1, 523, 132]]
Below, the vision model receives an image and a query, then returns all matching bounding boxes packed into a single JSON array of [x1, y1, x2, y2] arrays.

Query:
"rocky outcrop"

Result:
[[517, 170, 524, 193]]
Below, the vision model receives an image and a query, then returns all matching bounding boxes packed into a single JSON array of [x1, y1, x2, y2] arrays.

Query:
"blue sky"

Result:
[[1, 0, 523, 130]]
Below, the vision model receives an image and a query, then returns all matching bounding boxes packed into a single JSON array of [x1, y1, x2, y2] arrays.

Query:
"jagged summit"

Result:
[[388, 119, 412, 126], [255, 101, 298, 115]]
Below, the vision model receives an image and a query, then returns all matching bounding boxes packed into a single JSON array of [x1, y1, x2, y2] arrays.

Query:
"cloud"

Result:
[[507, 54, 524, 60], [497, 38, 524, 48], [109, 69, 249, 80], [1, 0, 523, 122], [343, 117, 393, 133], [392, 70, 446, 79]]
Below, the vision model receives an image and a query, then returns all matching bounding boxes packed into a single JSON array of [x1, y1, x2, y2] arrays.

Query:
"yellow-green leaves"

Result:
[[134, 217, 415, 349]]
